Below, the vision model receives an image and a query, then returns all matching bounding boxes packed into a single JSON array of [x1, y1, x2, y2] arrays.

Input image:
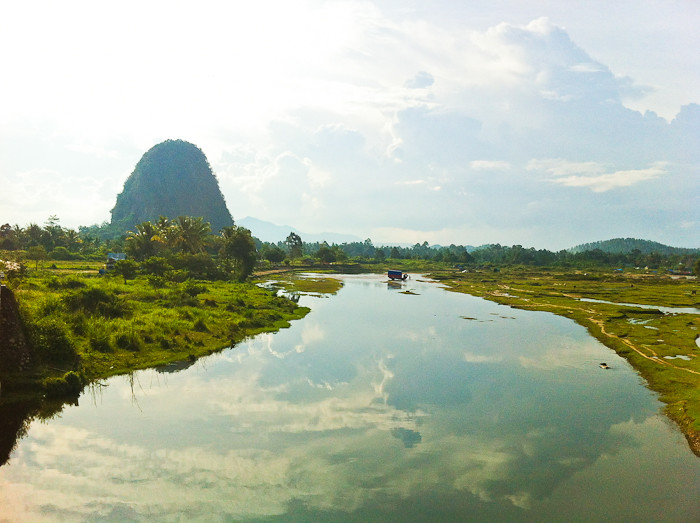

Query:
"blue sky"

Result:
[[1, 0, 698, 249]]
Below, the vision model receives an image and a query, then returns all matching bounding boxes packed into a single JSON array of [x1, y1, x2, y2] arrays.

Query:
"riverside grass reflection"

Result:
[[0, 274, 699, 522]]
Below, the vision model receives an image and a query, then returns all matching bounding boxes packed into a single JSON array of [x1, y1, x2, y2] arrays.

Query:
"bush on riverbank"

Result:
[[42, 371, 86, 398]]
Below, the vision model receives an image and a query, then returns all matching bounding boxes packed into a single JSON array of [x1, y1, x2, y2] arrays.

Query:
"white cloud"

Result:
[[549, 168, 665, 192], [470, 160, 512, 171], [530, 159, 668, 192], [463, 351, 503, 364]]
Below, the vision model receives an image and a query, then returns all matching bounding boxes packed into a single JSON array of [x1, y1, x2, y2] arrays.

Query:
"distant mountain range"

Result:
[[568, 238, 699, 255], [237, 217, 362, 244], [238, 219, 698, 256]]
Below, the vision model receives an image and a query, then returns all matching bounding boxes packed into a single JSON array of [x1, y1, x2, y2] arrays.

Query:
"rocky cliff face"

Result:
[[111, 139, 234, 232]]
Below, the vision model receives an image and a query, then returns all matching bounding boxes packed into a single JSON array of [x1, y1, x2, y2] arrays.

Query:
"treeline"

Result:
[[0, 216, 257, 282], [291, 240, 699, 272], [2, 217, 699, 276]]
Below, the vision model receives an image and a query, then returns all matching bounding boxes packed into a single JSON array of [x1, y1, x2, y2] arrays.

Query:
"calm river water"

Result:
[[1, 274, 699, 521]]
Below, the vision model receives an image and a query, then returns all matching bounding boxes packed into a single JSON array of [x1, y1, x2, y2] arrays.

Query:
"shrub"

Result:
[[141, 257, 173, 277], [70, 313, 88, 336], [193, 318, 208, 332], [174, 253, 225, 280], [63, 287, 128, 318], [37, 296, 66, 316], [114, 330, 143, 352], [50, 247, 75, 260], [88, 322, 113, 353], [168, 270, 188, 283], [43, 371, 85, 397], [182, 279, 208, 297], [148, 275, 167, 288], [30, 318, 78, 364]]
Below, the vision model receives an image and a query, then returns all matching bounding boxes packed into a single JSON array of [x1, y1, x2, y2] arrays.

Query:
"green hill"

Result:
[[110, 139, 234, 232], [569, 238, 699, 255]]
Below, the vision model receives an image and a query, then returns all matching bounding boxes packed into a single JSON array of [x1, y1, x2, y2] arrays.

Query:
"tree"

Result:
[[262, 245, 286, 263], [0, 223, 19, 250], [113, 259, 139, 284], [63, 229, 82, 252], [173, 216, 212, 254], [24, 223, 45, 248], [285, 232, 303, 260], [693, 257, 700, 277], [155, 216, 176, 249], [43, 215, 65, 251], [316, 244, 336, 264], [219, 226, 258, 281], [26, 245, 48, 270], [141, 256, 173, 277], [125, 221, 165, 260]]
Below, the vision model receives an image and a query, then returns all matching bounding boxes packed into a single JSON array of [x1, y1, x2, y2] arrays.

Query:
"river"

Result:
[[0, 273, 698, 521]]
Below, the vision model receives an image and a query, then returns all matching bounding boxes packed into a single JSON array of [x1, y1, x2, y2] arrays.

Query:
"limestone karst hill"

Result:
[[110, 139, 234, 232]]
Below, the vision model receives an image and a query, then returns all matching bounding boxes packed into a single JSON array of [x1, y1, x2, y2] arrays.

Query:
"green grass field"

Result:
[[7, 261, 309, 388]]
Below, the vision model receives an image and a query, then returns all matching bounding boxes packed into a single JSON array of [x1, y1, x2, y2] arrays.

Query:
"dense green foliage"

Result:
[[1, 213, 697, 277], [110, 139, 234, 233], [8, 263, 309, 394], [296, 238, 697, 272]]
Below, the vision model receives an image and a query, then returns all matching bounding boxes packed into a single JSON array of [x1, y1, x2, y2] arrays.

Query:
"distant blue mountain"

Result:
[[568, 238, 699, 255], [237, 217, 362, 244]]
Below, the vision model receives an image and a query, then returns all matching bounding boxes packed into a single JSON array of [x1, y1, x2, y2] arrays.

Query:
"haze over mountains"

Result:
[[236, 217, 361, 245]]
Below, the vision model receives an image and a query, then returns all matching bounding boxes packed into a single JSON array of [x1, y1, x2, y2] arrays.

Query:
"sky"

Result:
[[1, 0, 698, 250]]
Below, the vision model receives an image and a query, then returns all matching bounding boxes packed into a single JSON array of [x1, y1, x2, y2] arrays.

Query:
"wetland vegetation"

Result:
[[423, 266, 700, 455]]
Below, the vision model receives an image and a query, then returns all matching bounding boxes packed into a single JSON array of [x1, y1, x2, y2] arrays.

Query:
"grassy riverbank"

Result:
[[3, 261, 309, 396], [420, 266, 700, 456]]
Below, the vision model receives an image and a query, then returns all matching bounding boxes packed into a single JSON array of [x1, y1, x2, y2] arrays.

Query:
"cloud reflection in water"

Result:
[[0, 276, 699, 521]]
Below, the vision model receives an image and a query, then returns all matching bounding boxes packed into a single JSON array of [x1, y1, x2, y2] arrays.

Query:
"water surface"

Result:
[[1, 274, 698, 521]]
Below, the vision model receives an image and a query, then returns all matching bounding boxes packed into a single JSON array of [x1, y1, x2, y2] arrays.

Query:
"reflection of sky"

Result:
[[1, 275, 699, 521]]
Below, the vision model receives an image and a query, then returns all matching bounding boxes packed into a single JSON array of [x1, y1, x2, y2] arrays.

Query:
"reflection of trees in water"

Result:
[[0, 399, 37, 466], [155, 359, 196, 374], [0, 395, 75, 467], [391, 427, 422, 448]]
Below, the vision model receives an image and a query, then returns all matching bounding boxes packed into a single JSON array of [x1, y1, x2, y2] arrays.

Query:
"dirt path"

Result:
[[253, 267, 296, 277], [490, 285, 700, 376]]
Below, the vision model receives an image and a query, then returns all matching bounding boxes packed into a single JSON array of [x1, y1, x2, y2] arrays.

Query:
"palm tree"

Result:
[[173, 216, 211, 254], [64, 229, 82, 252], [125, 221, 164, 260], [155, 216, 176, 249], [24, 223, 44, 248]]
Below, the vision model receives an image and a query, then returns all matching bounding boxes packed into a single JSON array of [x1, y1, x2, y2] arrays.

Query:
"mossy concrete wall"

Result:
[[0, 285, 35, 378]]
